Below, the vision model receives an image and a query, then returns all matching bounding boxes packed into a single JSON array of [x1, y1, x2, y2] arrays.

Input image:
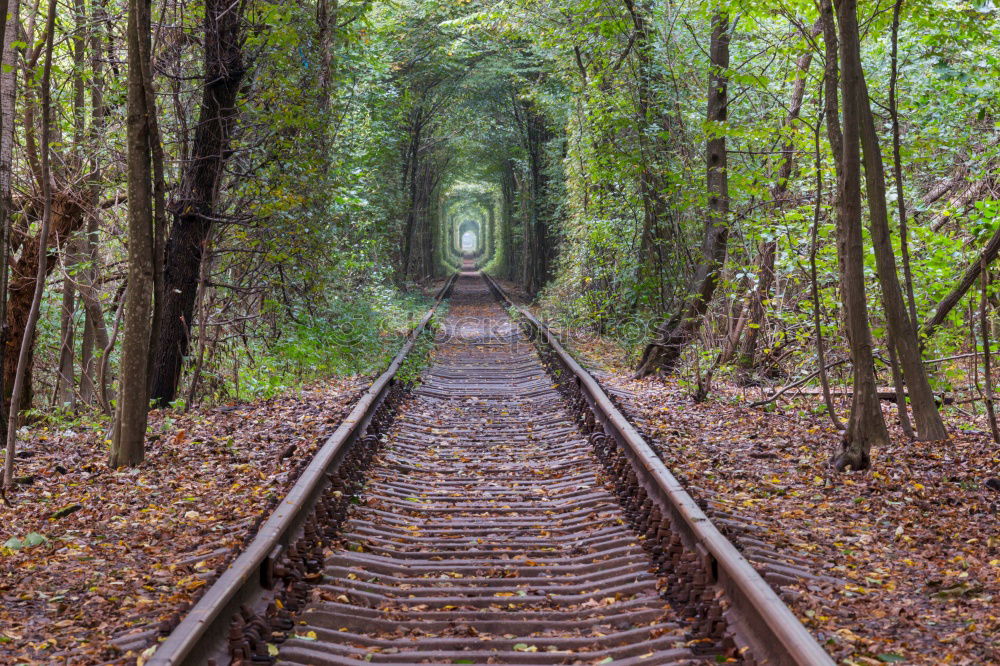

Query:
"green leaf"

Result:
[[24, 532, 47, 547], [3, 537, 23, 550], [877, 655, 905, 663]]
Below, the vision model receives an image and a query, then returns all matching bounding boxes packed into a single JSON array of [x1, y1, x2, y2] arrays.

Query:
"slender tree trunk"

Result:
[[852, 21, 947, 441], [80, 295, 95, 405], [111, 0, 156, 467], [149, 0, 246, 406], [399, 119, 421, 281], [830, 0, 889, 471], [99, 286, 126, 416], [185, 241, 214, 410], [523, 108, 548, 294], [3, 0, 56, 489], [636, 10, 729, 377], [980, 259, 999, 443], [0, 0, 18, 438], [625, 0, 669, 305], [810, 83, 842, 430], [889, 0, 918, 329], [80, 0, 110, 407], [501, 160, 516, 280], [736, 21, 820, 370], [55, 243, 79, 410], [885, 340, 915, 438]]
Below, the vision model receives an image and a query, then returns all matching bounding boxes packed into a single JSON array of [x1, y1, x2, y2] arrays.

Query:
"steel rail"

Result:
[[482, 270, 835, 666], [146, 273, 458, 666]]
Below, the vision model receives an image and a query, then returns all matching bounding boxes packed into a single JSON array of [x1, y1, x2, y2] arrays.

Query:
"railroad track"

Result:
[[145, 270, 833, 666]]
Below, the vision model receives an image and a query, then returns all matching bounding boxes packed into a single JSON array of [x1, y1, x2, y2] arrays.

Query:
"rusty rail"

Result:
[[146, 274, 457, 666], [481, 270, 835, 666]]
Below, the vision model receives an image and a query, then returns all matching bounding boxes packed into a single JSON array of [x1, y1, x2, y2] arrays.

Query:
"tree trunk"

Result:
[[501, 160, 516, 280], [810, 81, 843, 430], [399, 118, 421, 281], [0, 0, 17, 435], [851, 20, 947, 441], [736, 21, 820, 370], [3, 0, 56, 489], [55, 243, 79, 410], [625, 0, 670, 308], [889, 0, 918, 329], [149, 0, 246, 407], [80, 0, 110, 407], [80, 293, 95, 405], [109, 0, 155, 468], [524, 110, 546, 294], [980, 259, 999, 442], [830, 0, 889, 471], [636, 10, 729, 377]]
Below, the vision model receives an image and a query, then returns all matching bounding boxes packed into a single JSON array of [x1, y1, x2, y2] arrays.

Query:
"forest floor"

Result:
[[0, 377, 367, 664], [567, 337, 1000, 666]]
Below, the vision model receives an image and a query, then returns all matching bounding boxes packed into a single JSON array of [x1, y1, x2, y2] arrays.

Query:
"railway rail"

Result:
[[144, 269, 834, 666]]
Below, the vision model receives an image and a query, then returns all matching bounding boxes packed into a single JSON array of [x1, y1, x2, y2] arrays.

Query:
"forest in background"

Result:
[[0, 0, 997, 482]]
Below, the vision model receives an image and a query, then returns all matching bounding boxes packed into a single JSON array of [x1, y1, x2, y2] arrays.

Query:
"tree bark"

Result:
[[980, 259, 999, 443], [635, 10, 729, 377], [851, 22, 947, 441], [0, 0, 17, 436], [736, 20, 820, 370], [3, 0, 56, 489], [55, 243, 79, 410], [830, 0, 889, 471], [109, 0, 155, 468], [149, 0, 246, 406], [889, 0, 917, 329], [80, 0, 110, 407], [810, 82, 843, 430], [625, 0, 671, 307], [500, 159, 516, 280]]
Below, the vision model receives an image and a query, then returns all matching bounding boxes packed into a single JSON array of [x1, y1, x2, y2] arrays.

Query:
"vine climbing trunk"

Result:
[[150, 0, 246, 407], [636, 10, 729, 378]]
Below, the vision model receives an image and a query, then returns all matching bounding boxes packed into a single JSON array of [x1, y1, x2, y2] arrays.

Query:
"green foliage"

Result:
[[3, 533, 48, 552], [230, 290, 434, 402]]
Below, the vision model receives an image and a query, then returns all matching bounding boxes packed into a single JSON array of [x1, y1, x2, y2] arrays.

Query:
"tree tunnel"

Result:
[[389, 22, 560, 292]]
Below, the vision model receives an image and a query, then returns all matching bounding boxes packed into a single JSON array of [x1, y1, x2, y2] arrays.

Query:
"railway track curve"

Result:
[[144, 269, 833, 666]]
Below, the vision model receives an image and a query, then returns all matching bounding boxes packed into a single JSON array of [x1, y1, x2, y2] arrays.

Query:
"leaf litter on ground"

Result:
[[0, 377, 366, 664], [580, 353, 999, 666]]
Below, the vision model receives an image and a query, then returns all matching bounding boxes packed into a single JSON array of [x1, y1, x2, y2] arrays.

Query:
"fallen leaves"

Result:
[[0, 378, 365, 664], [590, 369, 1000, 665]]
